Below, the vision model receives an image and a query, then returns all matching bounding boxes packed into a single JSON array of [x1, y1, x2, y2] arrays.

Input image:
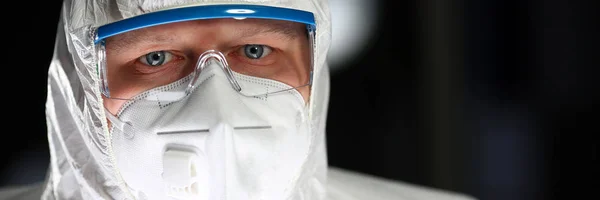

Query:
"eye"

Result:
[[243, 45, 272, 59], [139, 51, 173, 67]]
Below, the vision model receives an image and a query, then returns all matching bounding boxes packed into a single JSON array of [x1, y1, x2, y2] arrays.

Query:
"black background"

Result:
[[1, 0, 597, 200]]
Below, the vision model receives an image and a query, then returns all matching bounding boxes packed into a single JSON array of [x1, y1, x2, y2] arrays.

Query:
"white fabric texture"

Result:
[[3, 167, 479, 200], [40, 0, 477, 199]]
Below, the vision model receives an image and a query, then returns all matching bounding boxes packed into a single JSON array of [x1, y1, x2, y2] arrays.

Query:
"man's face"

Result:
[[103, 18, 311, 115]]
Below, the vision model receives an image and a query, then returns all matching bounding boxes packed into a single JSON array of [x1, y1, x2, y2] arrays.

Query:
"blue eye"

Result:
[[244, 45, 272, 59], [139, 51, 173, 66]]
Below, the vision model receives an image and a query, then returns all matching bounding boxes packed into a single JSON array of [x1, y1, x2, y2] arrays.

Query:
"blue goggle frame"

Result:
[[94, 4, 316, 44]]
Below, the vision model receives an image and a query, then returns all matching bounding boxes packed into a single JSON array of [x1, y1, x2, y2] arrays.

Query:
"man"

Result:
[[0, 0, 477, 199]]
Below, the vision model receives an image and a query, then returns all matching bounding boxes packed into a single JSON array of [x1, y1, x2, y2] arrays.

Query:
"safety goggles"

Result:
[[94, 4, 316, 102]]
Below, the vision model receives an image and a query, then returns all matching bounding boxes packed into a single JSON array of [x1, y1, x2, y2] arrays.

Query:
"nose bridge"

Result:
[[188, 50, 241, 95], [197, 50, 228, 71]]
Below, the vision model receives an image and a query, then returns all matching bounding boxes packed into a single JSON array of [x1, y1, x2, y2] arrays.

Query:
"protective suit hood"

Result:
[[43, 0, 331, 199]]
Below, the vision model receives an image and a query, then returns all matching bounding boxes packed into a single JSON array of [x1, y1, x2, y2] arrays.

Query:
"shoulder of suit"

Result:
[[326, 167, 478, 200]]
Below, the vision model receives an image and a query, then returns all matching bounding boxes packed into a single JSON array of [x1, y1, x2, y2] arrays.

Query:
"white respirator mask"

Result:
[[105, 51, 313, 200]]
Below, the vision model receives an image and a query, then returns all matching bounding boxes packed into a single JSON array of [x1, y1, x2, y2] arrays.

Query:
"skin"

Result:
[[103, 18, 311, 115]]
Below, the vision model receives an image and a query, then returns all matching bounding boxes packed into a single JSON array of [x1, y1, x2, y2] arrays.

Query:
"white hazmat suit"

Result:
[[0, 0, 477, 200]]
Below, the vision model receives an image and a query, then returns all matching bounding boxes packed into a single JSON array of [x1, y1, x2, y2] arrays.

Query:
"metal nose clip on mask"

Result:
[[106, 49, 312, 200]]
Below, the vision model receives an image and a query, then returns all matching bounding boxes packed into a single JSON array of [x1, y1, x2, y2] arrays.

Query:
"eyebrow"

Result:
[[105, 31, 173, 53], [105, 20, 305, 53], [235, 20, 304, 40]]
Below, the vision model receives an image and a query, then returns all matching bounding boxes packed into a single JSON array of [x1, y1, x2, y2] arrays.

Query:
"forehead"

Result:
[[105, 18, 306, 44]]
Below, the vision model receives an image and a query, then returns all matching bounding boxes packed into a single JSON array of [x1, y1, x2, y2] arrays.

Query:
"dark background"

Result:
[[1, 0, 597, 200]]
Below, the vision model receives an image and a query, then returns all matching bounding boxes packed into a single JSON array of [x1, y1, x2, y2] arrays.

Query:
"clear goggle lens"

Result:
[[94, 5, 316, 102]]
